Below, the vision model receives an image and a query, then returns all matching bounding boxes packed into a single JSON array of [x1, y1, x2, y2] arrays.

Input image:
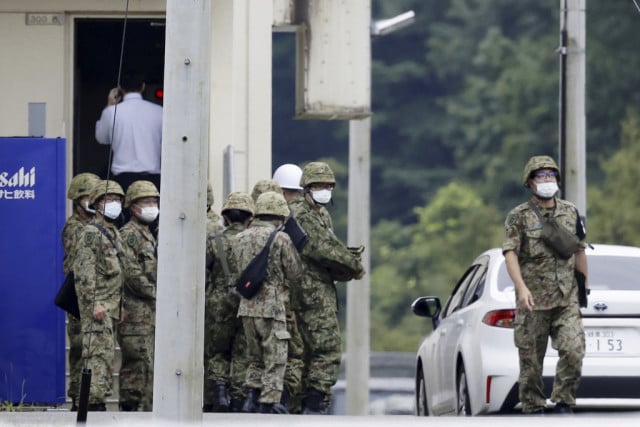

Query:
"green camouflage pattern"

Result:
[[251, 179, 282, 202], [124, 180, 159, 208], [118, 220, 157, 410], [503, 197, 584, 310], [503, 195, 586, 413], [89, 179, 124, 205], [222, 191, 255, 215], [204, 222, 248, 402], [300, 162, 335, 187], [62, 211, 92, 401], [235, 220, 303, 404], [522, 155, 560, 186], [242, 317, 290, 403], [235, 220, 303, 320], [288, 197, 364, 396], [73, 219, 124, 405], [255, 191, 290, 217], [67, 173, 100, 200]]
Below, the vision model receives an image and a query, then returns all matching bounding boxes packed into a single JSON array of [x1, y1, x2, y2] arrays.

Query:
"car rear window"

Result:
[[497, 255, 640, 291]]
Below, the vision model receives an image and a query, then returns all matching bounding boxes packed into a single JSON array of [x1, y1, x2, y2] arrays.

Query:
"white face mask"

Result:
[[139, 206, 159, 223], [103, 201, 122, 220], [311, 189, 332, 205], [82, 199, 96, 214], [535, 182, 558, 199]]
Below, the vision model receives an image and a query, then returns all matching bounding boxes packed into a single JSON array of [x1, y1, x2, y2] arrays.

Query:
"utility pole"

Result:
[[559, 0, 586, 215], [153, 0, 211, 421], [346, 9, 415, 416]]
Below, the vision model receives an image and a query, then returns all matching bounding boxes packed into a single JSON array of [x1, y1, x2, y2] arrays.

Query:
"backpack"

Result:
[[234, 227, 280, 299]]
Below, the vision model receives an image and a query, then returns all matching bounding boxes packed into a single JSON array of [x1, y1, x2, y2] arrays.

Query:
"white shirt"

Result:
[[95, 92, 163, 175]]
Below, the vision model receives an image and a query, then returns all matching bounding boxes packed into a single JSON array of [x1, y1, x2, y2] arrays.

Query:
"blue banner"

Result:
[[0, 137, 66, 404]]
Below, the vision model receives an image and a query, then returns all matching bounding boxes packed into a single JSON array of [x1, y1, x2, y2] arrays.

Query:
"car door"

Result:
[[432, 264, 480, 414]]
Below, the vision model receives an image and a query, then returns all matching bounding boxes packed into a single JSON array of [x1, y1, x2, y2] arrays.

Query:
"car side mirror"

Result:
[[411, 296, 441, 319]]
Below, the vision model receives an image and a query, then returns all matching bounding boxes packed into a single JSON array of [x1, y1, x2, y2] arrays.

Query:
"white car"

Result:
[[412, 244, 640, 415]]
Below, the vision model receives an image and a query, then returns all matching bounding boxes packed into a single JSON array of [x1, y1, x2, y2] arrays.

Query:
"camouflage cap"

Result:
[[124, 180, 159, 208], [522, 155, 560, 186], [89, 180, 125, 205], [251, 179, 283, 202], [67, 173, 101, 200], [255, 191, 290, 217], [222, 191, 255, 215], [300, 161, 336, 187]]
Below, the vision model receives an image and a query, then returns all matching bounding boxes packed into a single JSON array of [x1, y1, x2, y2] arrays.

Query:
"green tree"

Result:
[[369, 181, 503, 351], [587, 108, 640, 245]]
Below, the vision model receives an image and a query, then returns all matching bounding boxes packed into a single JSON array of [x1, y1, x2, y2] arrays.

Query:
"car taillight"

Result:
[[482, 309, 516, 328]]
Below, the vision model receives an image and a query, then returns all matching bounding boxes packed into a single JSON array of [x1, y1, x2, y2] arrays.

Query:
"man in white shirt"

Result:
[[95, 73, 163, 194]]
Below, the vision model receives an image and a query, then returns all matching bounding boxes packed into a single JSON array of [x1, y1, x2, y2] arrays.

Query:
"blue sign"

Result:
[[0, 138, 66, 404]]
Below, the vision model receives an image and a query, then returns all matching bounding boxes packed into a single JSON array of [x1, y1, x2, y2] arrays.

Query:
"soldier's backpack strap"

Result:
[[214, 232, 231, 277]]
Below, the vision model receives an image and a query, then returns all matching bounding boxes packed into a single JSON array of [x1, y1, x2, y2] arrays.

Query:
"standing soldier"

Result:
[[73, 180, 126, 411], [289, 162, 365, 415], [272, 163, 308, 412], [203, 182, 225, 411], [62, 172, 100, 411], [118, 180, 160, 411], [204, 192, 255, 412], [235, 191, 303, 414], [503, 155, 587, 415]]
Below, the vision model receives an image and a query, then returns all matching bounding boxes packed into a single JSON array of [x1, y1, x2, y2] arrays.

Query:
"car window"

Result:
[[497, 254, 640, 291], [441, 265, 480, 318], [461, 269, 486, 307], [589, 255, 640, 290]]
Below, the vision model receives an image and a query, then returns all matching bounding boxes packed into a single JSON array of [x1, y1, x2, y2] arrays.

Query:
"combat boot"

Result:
[[302, 388, 327, 415], [212, 381, 231, 412], [230, 398, 244, 412], [119, 401, 139, 411], [258, 402, 289, 414], [240, 388, 261, 413], [87, 403, 106, 411]]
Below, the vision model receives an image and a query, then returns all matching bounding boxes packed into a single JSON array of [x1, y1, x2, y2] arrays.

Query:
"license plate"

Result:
[[585, 329, 630, 354]]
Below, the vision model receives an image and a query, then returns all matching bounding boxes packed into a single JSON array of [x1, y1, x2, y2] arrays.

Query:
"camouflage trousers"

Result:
[[241, 316, 289, 404], [81, 315, 117, 405], [67, 314, 83, 401], [283, 307, 305, 412], [514, 304, 585, 413], [117, 332, 154, 411], [204, 287, 247, 404], [297, 307, 341, 396]]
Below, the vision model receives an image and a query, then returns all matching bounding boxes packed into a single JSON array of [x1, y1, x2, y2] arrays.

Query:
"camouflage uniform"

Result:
[[118, 220, 157, 411], [203, 215, 226, 409], [74, 218, 124, 406], [62, 213, 91, 406], [235, 216, 303, 405], [205, 222, 249, 407], [289, 163, 364, 414], [63, 173, 100, 408], [503, 157, 586, 413]]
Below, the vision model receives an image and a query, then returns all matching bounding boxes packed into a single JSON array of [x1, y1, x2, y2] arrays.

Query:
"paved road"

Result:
[[2, 411, 640, 427]]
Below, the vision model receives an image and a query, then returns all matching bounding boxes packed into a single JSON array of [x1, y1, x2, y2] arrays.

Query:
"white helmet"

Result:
[[273, 163, 303, 190]]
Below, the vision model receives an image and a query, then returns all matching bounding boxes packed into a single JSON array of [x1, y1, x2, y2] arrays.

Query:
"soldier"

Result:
[[203, 182, 225, 411], [235, 191, 303, 414], [272, 164, 308, 412], [204, 192, 254, 412], [503, 155, 587, 415], [73, 180, 126, 411], [62, 172, 100, 411], [118, 180, 160, 411], [289, 162, 365, 415]]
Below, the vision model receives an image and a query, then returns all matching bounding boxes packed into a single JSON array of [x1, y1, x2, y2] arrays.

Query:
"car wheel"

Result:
[[416, 368, 429, 416], [456, 365, 472, 416]]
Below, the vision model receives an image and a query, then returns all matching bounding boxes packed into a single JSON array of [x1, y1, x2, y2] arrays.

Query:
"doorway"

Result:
[[73, 18, 165, 177]]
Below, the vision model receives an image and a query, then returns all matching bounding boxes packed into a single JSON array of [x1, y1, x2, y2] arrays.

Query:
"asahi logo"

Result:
[[0, 167, 36, 188]]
